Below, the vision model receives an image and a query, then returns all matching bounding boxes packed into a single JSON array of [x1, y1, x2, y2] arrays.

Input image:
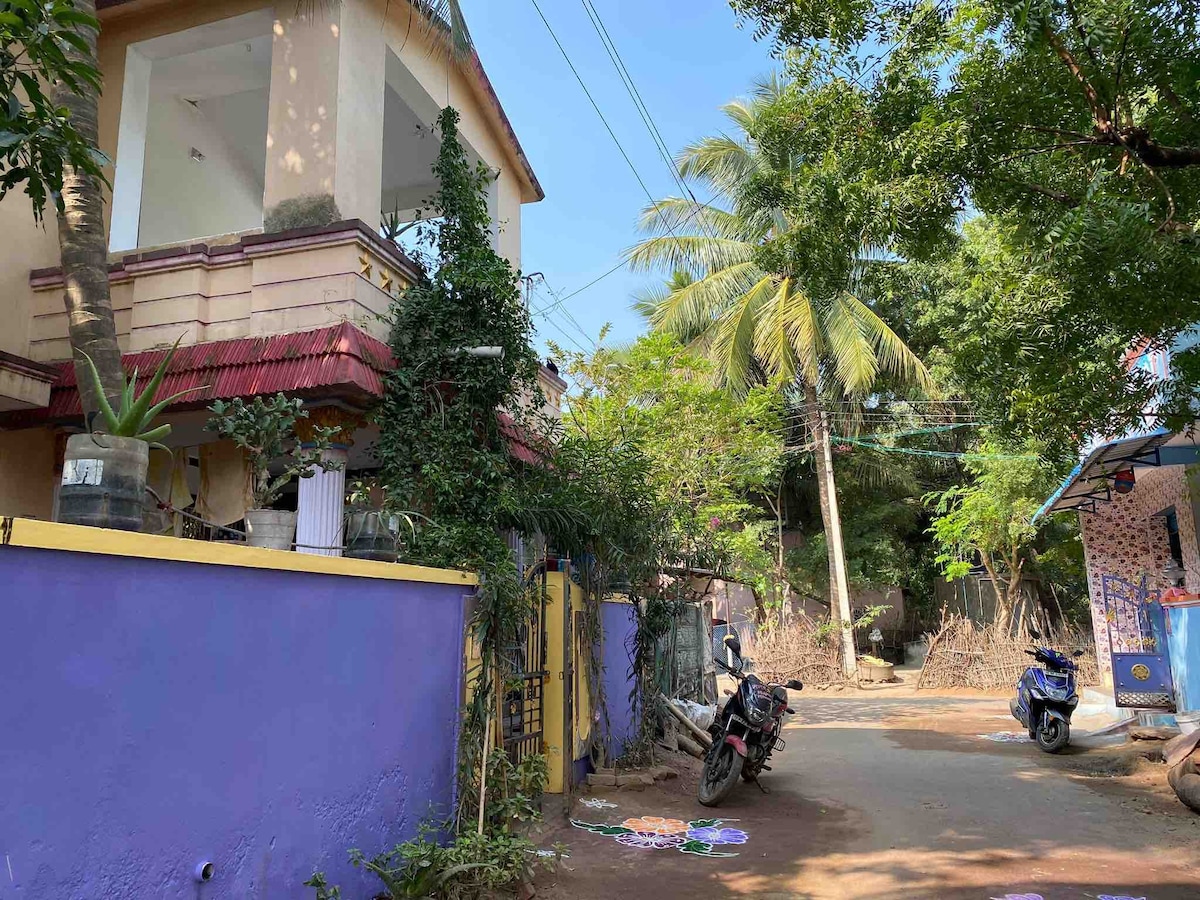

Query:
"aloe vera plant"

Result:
[[80, 337, 207, 445]]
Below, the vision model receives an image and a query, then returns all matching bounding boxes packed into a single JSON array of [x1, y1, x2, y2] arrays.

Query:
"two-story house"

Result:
[[0, 0, 564, 550]]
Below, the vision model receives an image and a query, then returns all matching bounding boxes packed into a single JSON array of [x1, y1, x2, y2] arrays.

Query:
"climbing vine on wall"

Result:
[[373, 106, 544, 829]]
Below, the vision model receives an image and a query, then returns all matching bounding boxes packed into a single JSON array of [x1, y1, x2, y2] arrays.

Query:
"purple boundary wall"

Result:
[[600, 601, 638, 759], [1, 545, 468, 898]]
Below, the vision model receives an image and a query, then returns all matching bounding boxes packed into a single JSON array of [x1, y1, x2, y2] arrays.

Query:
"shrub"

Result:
[[263, 193, 342, 232]]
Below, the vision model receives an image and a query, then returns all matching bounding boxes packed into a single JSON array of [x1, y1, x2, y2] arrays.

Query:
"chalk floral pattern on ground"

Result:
[[615, 831, 687, 850], [686, 825, 749, 845], [570, 816, 746, 859], [579, 797, 618, 810], [621, 816, 689, 835]]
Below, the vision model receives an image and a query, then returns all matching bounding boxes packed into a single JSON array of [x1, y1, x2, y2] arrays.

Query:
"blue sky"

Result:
[[465, 1, 776, 360]]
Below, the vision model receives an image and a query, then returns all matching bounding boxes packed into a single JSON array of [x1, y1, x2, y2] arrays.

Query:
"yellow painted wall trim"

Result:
[[0, 517, 478, 587]]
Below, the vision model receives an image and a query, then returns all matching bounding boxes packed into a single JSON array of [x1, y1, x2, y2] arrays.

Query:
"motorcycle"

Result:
[[698, 634, 803, 807], [1010, 628, 1084, 753]]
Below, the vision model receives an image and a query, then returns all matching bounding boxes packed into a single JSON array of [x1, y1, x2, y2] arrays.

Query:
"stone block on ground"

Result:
[[587, 773, 616, 786], [1130, 726, 1181, 742]]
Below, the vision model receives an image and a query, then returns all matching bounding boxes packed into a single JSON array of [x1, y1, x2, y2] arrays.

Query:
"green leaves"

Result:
[[79, 339, 205, 442], [206, 394, 342, 508], [560, 332, 786, 581], [0, 0, 106, 221], [731, 0, 1200, 454], [926, 438, 1055, 597], [569, 821, 635, 836]]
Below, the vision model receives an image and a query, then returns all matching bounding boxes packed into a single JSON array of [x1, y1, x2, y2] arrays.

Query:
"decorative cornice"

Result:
[[29, 219, 422, 291]]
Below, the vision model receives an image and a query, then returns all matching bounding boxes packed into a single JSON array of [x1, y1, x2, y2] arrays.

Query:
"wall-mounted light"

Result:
[[189, 147, 206, 163], [453, 346, 504, 360]]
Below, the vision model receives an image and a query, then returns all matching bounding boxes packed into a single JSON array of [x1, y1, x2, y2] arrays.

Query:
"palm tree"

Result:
[[630, 77, 932, 675], [52, 0, 123, 415]]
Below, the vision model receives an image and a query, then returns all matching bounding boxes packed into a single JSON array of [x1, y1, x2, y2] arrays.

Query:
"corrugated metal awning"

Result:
[[1035, 429, 1176, 520]]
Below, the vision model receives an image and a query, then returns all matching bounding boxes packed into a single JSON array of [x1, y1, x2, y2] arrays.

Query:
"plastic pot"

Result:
[[57, 433, 150, 532], [344, 510, 399, 563]]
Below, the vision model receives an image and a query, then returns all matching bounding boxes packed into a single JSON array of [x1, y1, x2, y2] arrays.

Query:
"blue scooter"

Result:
[[1010, 628, 1084, 753]]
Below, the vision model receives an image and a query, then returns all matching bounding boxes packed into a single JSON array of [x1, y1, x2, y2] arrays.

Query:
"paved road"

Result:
[[541, 694, 1200, 900]]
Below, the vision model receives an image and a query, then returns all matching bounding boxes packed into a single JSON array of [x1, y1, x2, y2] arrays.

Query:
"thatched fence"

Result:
[[917, 613, 1099, 691], [743, 618, 850, 688]]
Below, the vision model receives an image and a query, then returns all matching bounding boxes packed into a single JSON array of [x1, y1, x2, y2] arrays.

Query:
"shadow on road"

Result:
[[538, 695, 1200, 899]]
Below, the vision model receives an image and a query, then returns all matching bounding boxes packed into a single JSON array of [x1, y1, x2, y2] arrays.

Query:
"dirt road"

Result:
[[538, 694, 1200, 900]]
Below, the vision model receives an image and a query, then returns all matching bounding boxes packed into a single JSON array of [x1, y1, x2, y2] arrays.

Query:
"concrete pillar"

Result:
[[265, 0, 385, 225], [333, 0, 386, 225], [296, 447, 348, 556]]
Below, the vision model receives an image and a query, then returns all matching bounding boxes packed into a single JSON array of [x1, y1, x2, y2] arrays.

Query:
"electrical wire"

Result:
[[832, 436, 1040, 461], [580, 0, 719, 245], [541, 158, 764, 310], [528, 0, 684, 244]]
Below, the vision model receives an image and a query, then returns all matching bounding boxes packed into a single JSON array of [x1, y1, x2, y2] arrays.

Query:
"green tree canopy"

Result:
[[927, 442, 1059, 630], [561, 331, 786, 580], [730, 0, 1200, 449], [0, 0, 107, 219]]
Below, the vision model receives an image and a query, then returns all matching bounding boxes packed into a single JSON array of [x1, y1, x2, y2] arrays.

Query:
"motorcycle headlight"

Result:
[[745, 705, 768, 726]]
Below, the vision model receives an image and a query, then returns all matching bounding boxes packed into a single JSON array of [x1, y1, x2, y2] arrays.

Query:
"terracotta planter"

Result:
[[244, 509, 297, 550], [858, 661, 896, 683], [57, 433, 150, 532]]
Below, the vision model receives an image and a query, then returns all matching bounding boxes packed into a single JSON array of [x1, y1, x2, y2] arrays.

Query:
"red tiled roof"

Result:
[[499, 411, 550, 466], [19, 323, 394, 423], [6, 323, 550, 465]]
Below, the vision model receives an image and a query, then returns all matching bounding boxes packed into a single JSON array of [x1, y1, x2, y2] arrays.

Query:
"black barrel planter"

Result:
[[344, 510, 399, 563], [57, 433, 150, 532]]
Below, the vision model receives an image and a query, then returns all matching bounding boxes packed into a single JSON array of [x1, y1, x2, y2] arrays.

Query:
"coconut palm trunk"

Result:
[[805, 382, 857, 675], [52, 0, 122, 415]]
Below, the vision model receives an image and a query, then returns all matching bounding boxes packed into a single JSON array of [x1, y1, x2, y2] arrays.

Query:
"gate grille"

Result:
[[501, 591, 547, 765], [1115, 690, 1175, 709]]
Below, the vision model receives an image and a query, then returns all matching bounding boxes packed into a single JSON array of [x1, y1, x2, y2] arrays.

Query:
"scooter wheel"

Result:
[[1036, 719, 1070, 753]]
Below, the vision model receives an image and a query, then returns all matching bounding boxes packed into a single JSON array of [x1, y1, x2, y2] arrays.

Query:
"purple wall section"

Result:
[[600, 601, 638, 759], [1, 545, 468, 899]]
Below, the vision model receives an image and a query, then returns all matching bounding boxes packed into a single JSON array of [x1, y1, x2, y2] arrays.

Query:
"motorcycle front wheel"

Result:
[[698, 742, 744, 807], [1036, 718, 1070, 753]]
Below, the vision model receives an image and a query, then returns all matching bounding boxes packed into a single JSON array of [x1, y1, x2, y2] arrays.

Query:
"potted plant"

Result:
[[343, 477, 401, 562], [206, 394, 342, 550], [58, 340, 205, 532]]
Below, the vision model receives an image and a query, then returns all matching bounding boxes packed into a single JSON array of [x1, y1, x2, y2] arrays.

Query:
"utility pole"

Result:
[[819, 407, 858, 677]]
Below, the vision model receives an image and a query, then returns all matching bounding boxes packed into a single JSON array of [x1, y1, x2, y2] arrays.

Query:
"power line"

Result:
[[532, 281, 598, 352], [538, 311, 592, 356], [528, 0, 680, 240], [579, 0, 718, 244], [545, 258, 629, 309], [833, 436, 1039, 461], [547, 160, 763, 308]]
